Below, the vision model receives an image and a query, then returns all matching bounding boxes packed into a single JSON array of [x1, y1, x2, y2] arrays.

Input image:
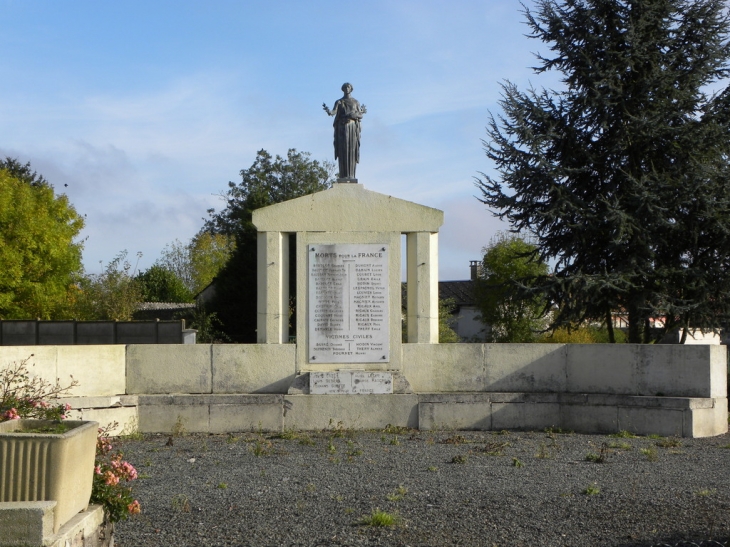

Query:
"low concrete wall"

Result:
[[0, 345, 125, 397], [403, 343, 726, 398], [0, 343, 725, 437]]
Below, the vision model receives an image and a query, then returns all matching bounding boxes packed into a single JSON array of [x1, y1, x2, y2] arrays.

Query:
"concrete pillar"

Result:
[[256, 231, 289, 343], [406, 231, 439, 343]]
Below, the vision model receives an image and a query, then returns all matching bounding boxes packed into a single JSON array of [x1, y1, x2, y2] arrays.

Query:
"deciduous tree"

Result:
[[203, 149, 334, 342], [474, 234, 549, 343], [0, 166, 84, 319]]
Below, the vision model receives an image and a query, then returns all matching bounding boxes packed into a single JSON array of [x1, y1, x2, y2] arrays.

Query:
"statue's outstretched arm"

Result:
[[322, 103, 334, 116]]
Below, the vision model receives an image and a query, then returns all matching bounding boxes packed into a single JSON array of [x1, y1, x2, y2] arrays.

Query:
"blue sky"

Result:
[[0, 0, 554, 281]]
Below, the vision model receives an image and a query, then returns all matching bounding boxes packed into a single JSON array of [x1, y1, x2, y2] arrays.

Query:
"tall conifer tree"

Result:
[[478, 0, 730, 343]]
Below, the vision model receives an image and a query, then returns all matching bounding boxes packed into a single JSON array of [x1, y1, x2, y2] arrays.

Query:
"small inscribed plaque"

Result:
[[308, 243, 389, 363], [310, 371, 393, 395]]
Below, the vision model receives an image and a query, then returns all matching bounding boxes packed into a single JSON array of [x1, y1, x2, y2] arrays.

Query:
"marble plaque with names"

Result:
[[308, 243, 389, 363], [310, 371, 393, 395]]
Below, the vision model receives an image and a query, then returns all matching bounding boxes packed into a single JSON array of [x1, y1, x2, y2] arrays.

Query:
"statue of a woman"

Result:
[[323, 83, 366, 182]]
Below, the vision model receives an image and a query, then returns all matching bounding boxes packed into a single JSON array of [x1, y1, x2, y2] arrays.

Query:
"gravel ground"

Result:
[[113, 427, 730, 547]]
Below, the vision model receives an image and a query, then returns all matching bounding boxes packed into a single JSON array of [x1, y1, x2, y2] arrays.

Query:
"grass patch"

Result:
[[655, 436, 682, 448], [450, 454, 468, 464], [512, 457, 524, 468], [386, 485, 407, 502], [250, 438, 274, 457], [171, 494, 191, 513], [640, 447, 658, 462], [583, 483, 600, 496], [360, 509, 399, 527], [609, 430, 636, 438], [695, 488, 716, 497], [607, 441, 631, 450]]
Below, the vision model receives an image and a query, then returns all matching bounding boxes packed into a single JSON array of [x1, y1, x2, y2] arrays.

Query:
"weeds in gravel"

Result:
[[640, 447, 658, 461], [451, 454, 468, 464], [695, 488, 716, 497], [272, 428, 300, 441], [512, 457, 524, 468], [386, 485, 407, 502], [585, 443, 610, 463], [583, 483, 600, 496], [610, 430, 636, 438], [326, 438, 337, 453], [478, 441, 509, 456], [216, 482, 227, 489], [120, 418, 144, 441], [346, 439, 362, 458], [440, 434, 469, 445], [389, 436, 400, 446], [545, 426, 572, 439], [427, 466, 438, 472], [360, 509, 399, 527], [535, 443, 552, 459], [171, 494, 191, 513], [344, 507, 354, 515], [493, 429, 510, 436], [298, 435, 316, 446], [655, 436, 682, 448], [226, 434, 240, 444], [607, 441, 631, 450], [251, 438, 274, 457], [383, 424, 411, 435]]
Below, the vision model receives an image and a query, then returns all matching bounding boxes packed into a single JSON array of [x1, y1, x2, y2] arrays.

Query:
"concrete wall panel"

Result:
[[57, 345, 125, 397], [418, 401, 492, 431], [560, 404, 618, 434], [283, 394, 418, 430], [637, 345, 722, 398], [402, 343, 485, 392], [0, 346, 58, 387], [485, 344, 567, 392], [212, 344, 295, 394], [209, 402, 283, 433], [491, 402, 561, 431], [126, 345, 212, 394], [566, 344, 638, 394]]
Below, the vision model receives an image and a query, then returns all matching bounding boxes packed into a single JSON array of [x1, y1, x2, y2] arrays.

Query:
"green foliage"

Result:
[[477, 0, 730, 343], [91, 429, 141, 522], [474, 233, 549, 342], [204, 149, 334, 342], [156, 233, 234, 295], [438, 298, 461, 343], [360, 509, 399, 527], [74, 251, 142, 320], [136, 265, 193, 303], [0, 167, 84, 319], [539, 325, 627, 344]]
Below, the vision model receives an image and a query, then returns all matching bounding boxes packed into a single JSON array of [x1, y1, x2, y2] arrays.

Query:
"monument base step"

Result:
[[129, 392, 727, 438], [0, 504, 110, 547]]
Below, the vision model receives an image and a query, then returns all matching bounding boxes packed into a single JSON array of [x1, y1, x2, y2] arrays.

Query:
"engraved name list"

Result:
[[308, 244, 389, 363]]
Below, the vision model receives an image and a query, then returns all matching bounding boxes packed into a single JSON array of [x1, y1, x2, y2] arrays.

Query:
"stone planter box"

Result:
[[0, 419, 98, 533]]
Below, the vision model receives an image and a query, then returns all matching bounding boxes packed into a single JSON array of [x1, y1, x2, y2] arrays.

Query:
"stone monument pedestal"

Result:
[[253, 182, 444, 382]]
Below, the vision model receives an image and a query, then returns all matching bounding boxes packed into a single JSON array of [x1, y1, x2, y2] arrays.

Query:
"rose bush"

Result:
[[0, 356, 140, 523]]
